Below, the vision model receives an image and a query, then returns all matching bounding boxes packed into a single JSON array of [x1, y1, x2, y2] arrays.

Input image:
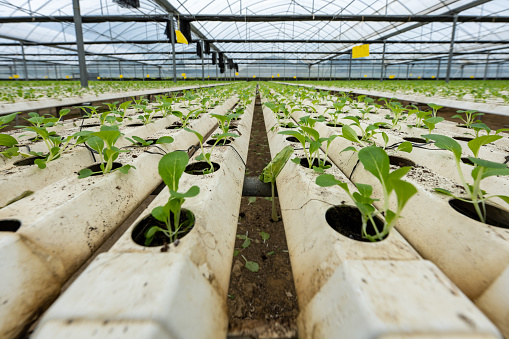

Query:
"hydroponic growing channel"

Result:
[[1, 0, 509, 338]]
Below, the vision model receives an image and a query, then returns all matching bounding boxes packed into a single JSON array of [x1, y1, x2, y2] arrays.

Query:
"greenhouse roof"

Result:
[[0, 0, 508, 67]]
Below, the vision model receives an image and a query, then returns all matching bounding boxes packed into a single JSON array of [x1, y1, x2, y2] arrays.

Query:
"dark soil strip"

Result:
[[227, 95, 299, 338]]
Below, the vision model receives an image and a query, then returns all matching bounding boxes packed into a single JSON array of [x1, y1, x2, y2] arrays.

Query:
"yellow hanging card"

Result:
[[181, 73, 186, 77], [389, 75, 395, 79], [235, 72, 239, 76], [277, 74, 280, 77], [352, 44, 369, 59], [175, 30, 189, 45]]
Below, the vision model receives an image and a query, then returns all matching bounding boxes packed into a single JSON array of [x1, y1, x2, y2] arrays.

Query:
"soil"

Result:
[[227, 95, 299, 338]]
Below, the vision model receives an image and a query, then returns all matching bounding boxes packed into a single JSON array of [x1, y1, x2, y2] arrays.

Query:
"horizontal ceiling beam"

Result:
[[1, 14, 508, 24], [1, 39, 507, 46]]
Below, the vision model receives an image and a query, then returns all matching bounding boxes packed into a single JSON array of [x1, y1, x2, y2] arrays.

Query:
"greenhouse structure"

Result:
[[0, 0, 508, 338]]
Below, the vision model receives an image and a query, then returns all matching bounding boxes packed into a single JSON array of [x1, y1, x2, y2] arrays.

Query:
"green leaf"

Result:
[[248, 197, 257, 205], [290, 157, 301, 165], [34, 158, 47, 169], [86, 136, 104, 154], [316, 173, 342, 187], [489, 195, 509, 204], [397, 141, 413, 153], [391, 179, 417, 213], [233, 249, 240, 257], [434, 188, 457, 197], [467, 135, 502, 158], [388, 166, 411, 181], [267, 251, 275, 256], [260, 231, 270, 242], [468, 157, 508, 169], [358, 146, 390, 183], [78, 168, 93, 178], [300, 126, 319, 141], [421, 134, 462, 161], [117, 164, 136, 174], [156, 136, 174, 144], [151, 206, 169, 223], [341, 124, 360, 143], [159, 151, 189, 191], [184, 127, 203, 143], [0, 134, 18, 147], [278, 130, 306, 145], [341, 146, 357, 153], [169, 185, 200, 199], [245, 261, 259, 272], [242, 237, 251, 248], [0, 112, 18, 128]]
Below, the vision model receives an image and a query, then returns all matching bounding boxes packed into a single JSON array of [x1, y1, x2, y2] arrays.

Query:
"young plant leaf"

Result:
[[245, 260, 259, 272], [421, 134, 462, 161], [78, 168, 94, 178], [260, 231, 270, 243], [248, 197, 257, 205], [158, 151, 189, 191]]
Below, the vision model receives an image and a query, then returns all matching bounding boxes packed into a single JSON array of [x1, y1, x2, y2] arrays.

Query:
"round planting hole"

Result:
[[449, 199, 509, 228], [453, 136, 474, 142], [0, 219, 21, 232], [131, 211, 195, 247], [228, 125, 238, 130], [166, 123, 183, 130], [325, 205, 387, 242], [378, 125, 390, 130], [299, 157, 332, 169], [403, 137, 427, 143], [326, 122, 343, 127], [461, 157, 474, 165], [185, 161, 220, 175], [206, 139, 232, 146], [82, 123, 100, 128], [79, 162, 123, 176], [14, 156, 46, 167], [286, 136, 300, 143], [126, 123, 145, 127], [389, 156, 415, 168]]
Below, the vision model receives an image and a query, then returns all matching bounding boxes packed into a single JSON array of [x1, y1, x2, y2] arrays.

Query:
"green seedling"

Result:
[[0, 112, 19, 158], [184, 127, 239, 174], [241, 255, 259, 273], [386, 101, 408, 128], [237, 232, 252, 248], [427, 103, 443, 118], [342, 116, 385, 147], [316, 146, 417, 241], [118, 101, 132, 120], [452, 110, 484, 128], [259, 146, 293, 221], [76, 105, 100, 119], [422, 134, 509, 224], [260, 231, 270, 243], [144, 151, 199, 245], [248, 196, 257, 205], [325, 98, 348, 126], [77, 125, 135, 177], [126, 136, 174, 147], [211, 112, 242, 134], [423, 116, 444, 134]]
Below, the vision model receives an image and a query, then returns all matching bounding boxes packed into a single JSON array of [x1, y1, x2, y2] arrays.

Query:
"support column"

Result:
[[436, 58, 441, 80], [158, 66, 162, 79], [54, 64, 58, 80], [460, 65, 465, 79], [308, 65, 311, 80], [406, 64, 410, 80], [380, 40, 386, 82], [20, 43, 29, 81], [348, 53, 352, 81], [72, 0, 88, 87], [330, 59, 332, 81], [483, 52, 490, 80], [495, 63, 501, 80], [201, 40, 204, 81], [215, 62, 218, 81], [142, 64, 145, 81], [169, 15, 177, 83], [445, 13, 458, 83], [118, 61, 121, 79]]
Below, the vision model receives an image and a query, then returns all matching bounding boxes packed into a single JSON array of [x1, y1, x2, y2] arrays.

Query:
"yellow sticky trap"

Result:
[[45, 76, 48, 78], [8, 76, 12, 79], [13, 74, 19, 79], [146, 74, 150, 78], [364, 75, 367, 77], [418, 76, 421, 79], [409, 73, 412, 76], [431, 76, 435, 78], [97, 76, 101, 80], [352, 44, 370, 59], [277, 74, 280, 77], [235, 72, 239, 76], [293, 76, 296, 79], [389, 75, 395, 79], [272, 75, 274, 78], [65, 75, 69, 79], [175, 30, 189, 45], [253, 75, 256, 78], [119, 75, 123, 78], [181, 73, 186, 77], [184, 76, 187, 79], [470, 76, 474, 78], [208, 75, 210, 78]]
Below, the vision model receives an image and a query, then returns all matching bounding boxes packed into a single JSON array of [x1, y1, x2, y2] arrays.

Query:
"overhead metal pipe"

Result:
[[1, 14, 508, 23], [170, 15, 176, 83]]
